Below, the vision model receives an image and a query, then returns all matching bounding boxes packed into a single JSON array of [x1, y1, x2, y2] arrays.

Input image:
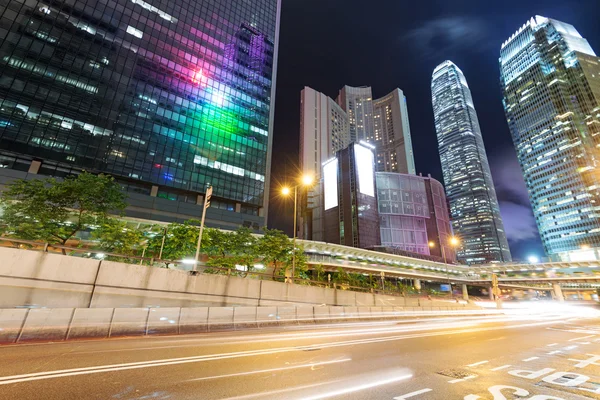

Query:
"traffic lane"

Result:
[[0, 313, 572, 377], [1, 318, 598, 399]]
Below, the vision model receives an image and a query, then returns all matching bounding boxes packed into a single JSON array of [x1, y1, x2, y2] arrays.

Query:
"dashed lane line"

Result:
[[448, 375, 477, 384], [523, 357, 539, 362], [568, 335, 596, 342], [393, 388, 433, 399], [547, 343, 558, 347], [547, 350, 561, 355], [466, 361, 489, 367], [490, 365, 511, 371]]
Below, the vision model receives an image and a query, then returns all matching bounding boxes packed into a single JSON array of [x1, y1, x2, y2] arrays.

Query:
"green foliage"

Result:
[[146, 220, 200, 261], [91, 218, 145, 262], [203, 227, 258, 275], [0, 173, 126, 250]]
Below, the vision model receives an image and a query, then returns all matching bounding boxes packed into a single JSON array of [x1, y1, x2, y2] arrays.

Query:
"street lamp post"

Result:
[[281, 175, 313, 283], [429, 236, 460, 298]]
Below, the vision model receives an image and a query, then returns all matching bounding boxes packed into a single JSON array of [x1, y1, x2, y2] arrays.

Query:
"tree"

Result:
[[203, 227, 258, 276], [256, 228, 294, 279], [91, 218, 145, 262], [146, 220, 201, 262], [0, 172, 127, 253]]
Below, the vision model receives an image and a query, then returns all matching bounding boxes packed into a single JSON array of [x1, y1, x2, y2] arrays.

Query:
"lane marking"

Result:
[[466, 360, 489, 367], [299, 374, 413, 400], [547, 343, 558, 347], [449, 375, 477, 384], [562, 345, 578, 351], [393, 388, 433, 399], [490, 365, 511, 371], [188, 358, 351, 381], [568, 335, 596, 342], [0, 319, 576, 386], [522, 357, 539, 362], [547, 351, 561, 355]]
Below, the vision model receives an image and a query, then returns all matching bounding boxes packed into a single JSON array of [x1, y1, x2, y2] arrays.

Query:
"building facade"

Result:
[[431, 60, 511, 264], [0, 0, 281, 229], [323, 142, 380, 249], [299, 87, 350, 240], [337, 85, 416, 174], [376, 172, 455, 262], [500, 16, 600, 261]]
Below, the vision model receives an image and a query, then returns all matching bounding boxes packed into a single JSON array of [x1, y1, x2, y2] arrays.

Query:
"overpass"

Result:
[[298, 239, 600, 300]]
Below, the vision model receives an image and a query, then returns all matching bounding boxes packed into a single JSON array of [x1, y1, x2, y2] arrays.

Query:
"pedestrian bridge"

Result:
[[299, 239, 600, 291]]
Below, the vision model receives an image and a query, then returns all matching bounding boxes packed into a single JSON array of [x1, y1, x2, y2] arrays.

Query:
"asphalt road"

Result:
[[1, 305, 600, 399]]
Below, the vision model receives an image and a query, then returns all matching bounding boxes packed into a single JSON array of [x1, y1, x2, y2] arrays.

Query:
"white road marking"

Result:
[[562, 345, 578, 351], [568, 335, 595, 342], [466, 360, 489, 367], [522, 357, 539, 362], [188, 358, 352, 381], [490, 365, 511, 371], [547, 350, 561, 355], [448, 375, 477, 384], [393, 388, 433, 399], [568, 354, 600, 369], [547, 343, 558, 347]]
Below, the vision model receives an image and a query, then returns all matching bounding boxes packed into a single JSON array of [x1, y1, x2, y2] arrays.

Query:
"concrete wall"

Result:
[[0, 306, 492, 344], [0, 248, 470, 309]]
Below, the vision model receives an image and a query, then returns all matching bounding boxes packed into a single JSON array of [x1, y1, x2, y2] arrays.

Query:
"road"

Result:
[[1, 304, 600, 399]]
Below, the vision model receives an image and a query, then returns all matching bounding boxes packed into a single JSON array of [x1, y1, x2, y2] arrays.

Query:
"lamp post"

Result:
[[281, 175, 314, 283]]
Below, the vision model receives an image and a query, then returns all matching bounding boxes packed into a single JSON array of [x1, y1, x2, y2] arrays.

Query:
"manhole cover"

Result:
[[438, 369, 473, 379]]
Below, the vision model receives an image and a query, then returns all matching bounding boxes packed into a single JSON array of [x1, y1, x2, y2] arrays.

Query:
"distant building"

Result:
[[431, 61, 511, 264], [299, 87, 350, 240], [323, 142, 380, 249], [376, 172, 455, 262], [337, 86, 416, 174], [0, 0, 281, 230], [500, 16, 600, 262]]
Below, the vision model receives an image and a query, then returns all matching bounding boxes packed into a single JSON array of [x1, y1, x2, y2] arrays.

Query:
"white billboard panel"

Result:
[[323, 158, 338, 210], [354, 144, 375, 197]]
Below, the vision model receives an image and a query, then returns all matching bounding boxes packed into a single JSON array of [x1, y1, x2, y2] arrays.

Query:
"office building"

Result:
[[500, 16, 600, 261], [432, 61, 511, 264], [337, 85, 416, 174], [299, 87, 350, 240], [0, 0, 281, 230], [376, 172, 455, 262], [323, 142, 380, 249]]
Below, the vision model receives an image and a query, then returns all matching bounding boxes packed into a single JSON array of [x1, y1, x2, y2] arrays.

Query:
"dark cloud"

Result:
[[403, 16, 491, 58], [490, 149, 540, 244]]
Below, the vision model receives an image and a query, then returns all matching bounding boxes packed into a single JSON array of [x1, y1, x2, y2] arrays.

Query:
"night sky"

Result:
[[267, 0, 600, 262]]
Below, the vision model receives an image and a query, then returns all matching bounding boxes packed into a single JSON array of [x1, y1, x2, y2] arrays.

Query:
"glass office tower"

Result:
[[0, 0, 281, 228], [500, 16, 600, 261], [432, 61, 512, 264]]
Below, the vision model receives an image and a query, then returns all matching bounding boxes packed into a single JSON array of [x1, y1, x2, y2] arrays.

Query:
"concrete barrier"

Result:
[[110, 308, 149, 337], [179, 307, 208, 334], [0, 305, 492, 344], [19, 308, 75, 342], [67, 308, 114, 340], [0, 309, 28, 343]]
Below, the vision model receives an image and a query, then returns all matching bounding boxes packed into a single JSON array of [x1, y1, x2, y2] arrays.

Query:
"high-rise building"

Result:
[[373, 90, 416, 174], [500, 16, 600, 262], [376, 172, 455, 262], [431, 61, 511, 264], [323, 142, 380, 249], [337, 85, 416, 174], [299, 87, 350, 240], [0, 0, 281, 230]]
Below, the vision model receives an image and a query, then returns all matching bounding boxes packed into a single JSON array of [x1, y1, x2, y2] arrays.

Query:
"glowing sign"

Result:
[[323, 158, 338, 210], [354, 144, 375, 197]]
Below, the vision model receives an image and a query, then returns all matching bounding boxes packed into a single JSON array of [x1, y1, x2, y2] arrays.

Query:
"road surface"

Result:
[[1, 305, 600, 399]]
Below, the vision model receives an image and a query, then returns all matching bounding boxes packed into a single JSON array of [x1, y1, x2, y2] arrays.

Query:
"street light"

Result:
[[432, 236, 460, 297], [281, 174, 314, 283]]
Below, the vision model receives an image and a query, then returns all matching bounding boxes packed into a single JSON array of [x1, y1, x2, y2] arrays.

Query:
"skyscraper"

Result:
[[299, 87, 350, 240], [0, 0, 281, 229], [500, 16, 600, 262], [337, 86, 416, 174], [432, 61, 511, 264]]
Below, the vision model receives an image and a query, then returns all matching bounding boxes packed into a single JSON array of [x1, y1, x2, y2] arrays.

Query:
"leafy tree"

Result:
[[203, 227, 258, 276], [0, 172, 126, 253], [256, 228, 294, 279], [91, 218, 145, 262], [146, 220, 200, 262]]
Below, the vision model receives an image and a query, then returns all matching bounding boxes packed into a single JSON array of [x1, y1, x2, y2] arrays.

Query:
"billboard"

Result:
[[323, 158, 338, 210], [354, 144, 375, 197]]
